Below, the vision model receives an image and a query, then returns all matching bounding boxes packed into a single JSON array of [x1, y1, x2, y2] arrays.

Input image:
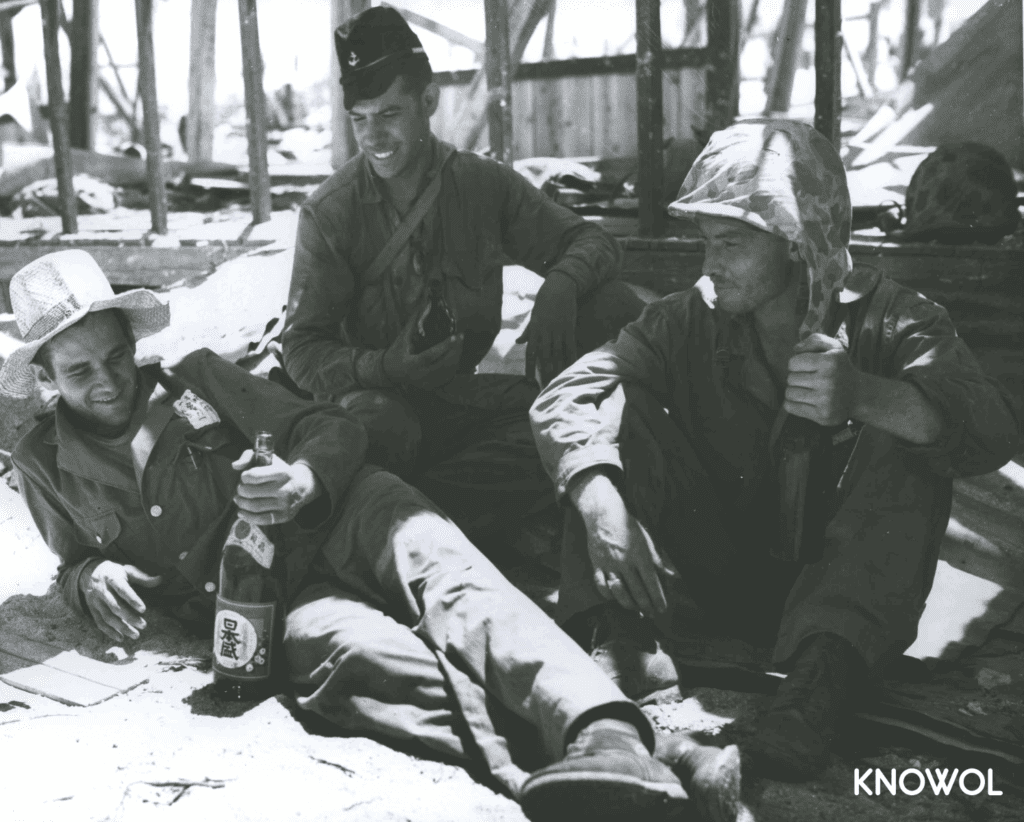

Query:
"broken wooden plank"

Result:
[[0, 652, 121, 707], [0, 634, 149, 692]]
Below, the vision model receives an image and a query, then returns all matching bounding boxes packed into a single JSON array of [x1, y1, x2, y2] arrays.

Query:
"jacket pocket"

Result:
[[75, 510, 122, 549]]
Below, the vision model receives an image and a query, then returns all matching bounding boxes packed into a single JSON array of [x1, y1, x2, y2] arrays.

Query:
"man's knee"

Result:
[[338, 389, 421, 470]]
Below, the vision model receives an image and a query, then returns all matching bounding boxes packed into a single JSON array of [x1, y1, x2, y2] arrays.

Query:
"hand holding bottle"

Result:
[[232, 450, 322, 527]]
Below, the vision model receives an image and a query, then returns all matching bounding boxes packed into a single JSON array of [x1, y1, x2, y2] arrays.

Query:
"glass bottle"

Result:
[[212, 431, 280, 701]]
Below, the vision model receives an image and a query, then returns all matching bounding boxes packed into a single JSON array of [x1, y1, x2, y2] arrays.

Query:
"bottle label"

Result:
[[212, 597, 275, 679], [225, 519, 275, 570]]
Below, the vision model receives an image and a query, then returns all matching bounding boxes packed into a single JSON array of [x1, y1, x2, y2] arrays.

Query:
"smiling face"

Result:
[[349, 74, 439, 182], [695, 216, 797, 315], [36, 310, 139, 436]]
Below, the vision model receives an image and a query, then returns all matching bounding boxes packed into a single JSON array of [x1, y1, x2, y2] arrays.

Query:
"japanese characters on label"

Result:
[[226, 519, 275, 569], [213, 602, 274, 677]]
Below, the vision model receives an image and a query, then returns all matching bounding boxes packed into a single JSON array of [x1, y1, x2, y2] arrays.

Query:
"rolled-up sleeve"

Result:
[[14, 464, 100, 617], [283, 205, 392, 400], [173, 349, 369, 521], [531, 300, 677, 498], [496, 162, 621, 297], [886, 293, 1021, 477]]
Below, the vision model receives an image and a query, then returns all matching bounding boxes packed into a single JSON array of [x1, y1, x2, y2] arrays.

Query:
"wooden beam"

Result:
[[38, 0, 76, 234], [397, 8, 484, 58], [813, 0, 841, 146], [237, 0, 271, 223], [636, 0, 664, 238], [97, 74, 135, 129], [186, 0, 217, 161], [763, 0, 808, 114], [842, 30, 874, 98], [0, 11, 15, 91], [68, 0, 98, 150], [98, 32, 137, 140], [134, 0, 167, 234], [330, 0, 368, 170], [432, 46, 710, 86], [484, 0, 513, 164], [0, 0, 37, 12], [704, 0, 740, 132]]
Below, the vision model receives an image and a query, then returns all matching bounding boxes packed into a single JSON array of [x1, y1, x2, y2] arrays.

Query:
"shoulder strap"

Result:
[[363, 154, 453, 284]]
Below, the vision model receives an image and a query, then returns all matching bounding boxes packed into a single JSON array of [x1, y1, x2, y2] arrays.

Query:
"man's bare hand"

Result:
[[80, 561, 163, 642], [569, 469, 675, 615], [382, 304, 464, 390], [517, 272, 578, 387], [232, 452, 323, 527], [785, 333, 860, 426]]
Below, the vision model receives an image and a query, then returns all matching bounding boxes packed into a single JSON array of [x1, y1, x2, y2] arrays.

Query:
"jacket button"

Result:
[[204, 581, 216, 593], [150, 505, 163, 518], [178, 551, 188, 561]]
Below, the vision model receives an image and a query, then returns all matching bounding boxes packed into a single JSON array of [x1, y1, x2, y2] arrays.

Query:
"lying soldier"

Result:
[[3, 249, 741, 822], [530, 121, 1021, 780]]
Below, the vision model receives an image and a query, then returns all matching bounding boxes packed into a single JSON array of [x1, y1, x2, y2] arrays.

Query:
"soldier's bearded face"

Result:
[[695, 216, 796, 315]]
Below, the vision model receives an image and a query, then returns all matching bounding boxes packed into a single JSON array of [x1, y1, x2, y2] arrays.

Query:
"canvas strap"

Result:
[[363, 154, 452, 285]]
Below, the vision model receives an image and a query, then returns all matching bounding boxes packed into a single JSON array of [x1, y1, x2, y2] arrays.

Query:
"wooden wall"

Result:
[[433, 67, 707, 159]]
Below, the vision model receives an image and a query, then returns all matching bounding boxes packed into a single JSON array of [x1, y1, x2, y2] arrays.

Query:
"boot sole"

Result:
[[520, 771, 686, 822]]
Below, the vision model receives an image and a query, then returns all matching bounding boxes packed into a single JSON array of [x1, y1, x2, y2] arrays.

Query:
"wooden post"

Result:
[[484, 0, 513, 164], [330, 0, 368, 169], [636, 0, 664, 237], [0, 11, 15, 92], [68, 0, 98, 150], [813, 0, 841, 146], [186, 0, 217, 161], [39, 0, 77, 234], [900, 0, 920, 81], [237, 0, 271, 223], [763, 0, 809, 114], [134, 0, 167, 234], [705, 0, 740, 133]]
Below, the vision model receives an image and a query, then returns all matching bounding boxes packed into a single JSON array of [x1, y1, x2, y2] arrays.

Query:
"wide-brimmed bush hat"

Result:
[[0, 249, 169, 398]]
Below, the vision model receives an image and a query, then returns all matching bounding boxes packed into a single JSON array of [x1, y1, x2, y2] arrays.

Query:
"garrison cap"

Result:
[[334, 5, 432, 110]]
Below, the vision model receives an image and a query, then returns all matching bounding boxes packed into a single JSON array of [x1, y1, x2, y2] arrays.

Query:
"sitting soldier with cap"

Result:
[[4, 249, 744, 822], [282, 4, 645, 559]]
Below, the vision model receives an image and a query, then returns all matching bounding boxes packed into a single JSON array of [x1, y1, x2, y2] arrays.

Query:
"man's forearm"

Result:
[[852, 372, 943, 445], [567, 466, 621, 518]]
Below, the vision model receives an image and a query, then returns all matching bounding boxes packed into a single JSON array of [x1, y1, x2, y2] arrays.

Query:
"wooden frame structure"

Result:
[[37, 0, 274, 234], [460, 0, 744, 238]]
